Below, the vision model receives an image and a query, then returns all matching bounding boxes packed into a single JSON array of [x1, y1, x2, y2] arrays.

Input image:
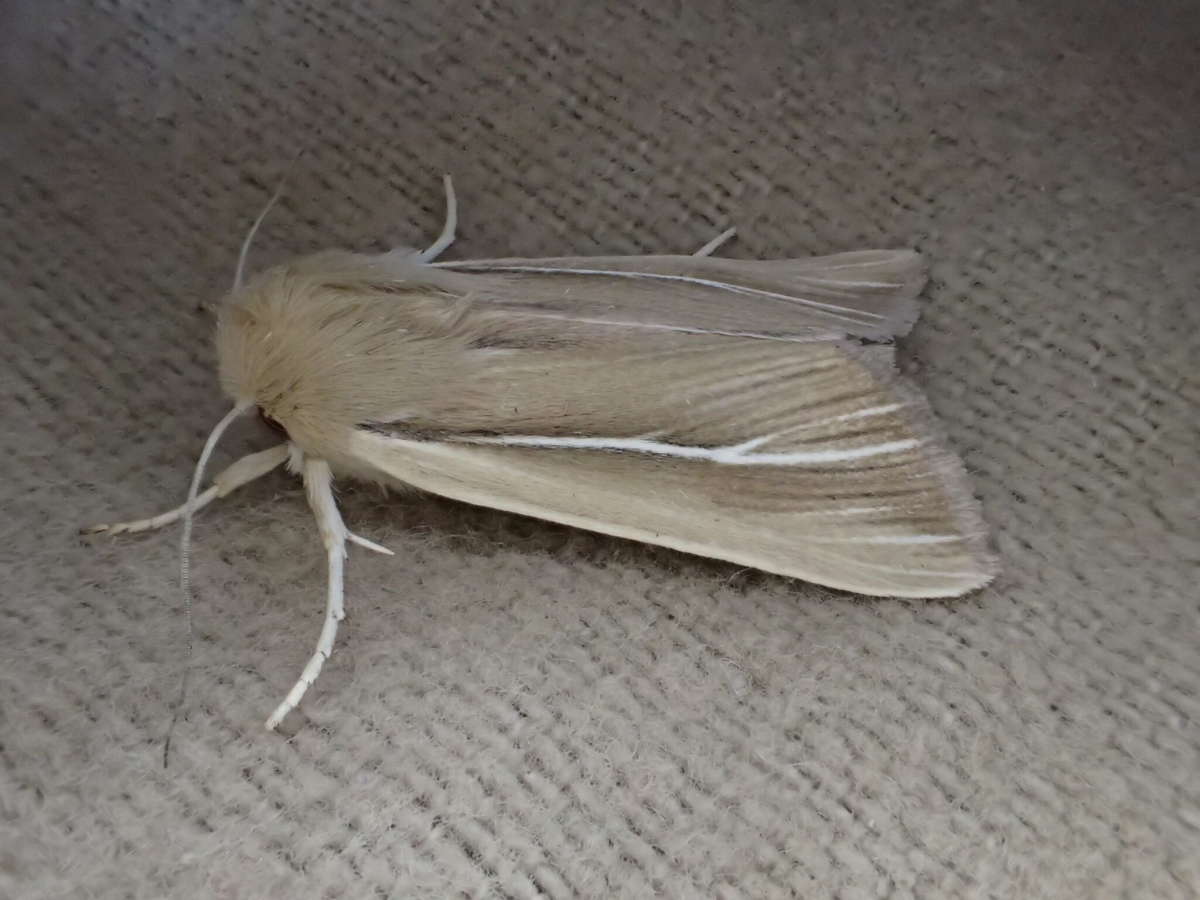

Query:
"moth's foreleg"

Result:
[[693, 226, 737, 257], [417, 174, 457, 263], [264, 458, 349, 730], [84, 444, 290, 535]]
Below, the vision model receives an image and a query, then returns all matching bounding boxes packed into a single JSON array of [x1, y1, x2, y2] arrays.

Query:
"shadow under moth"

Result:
[[89, 176, 996, 744]]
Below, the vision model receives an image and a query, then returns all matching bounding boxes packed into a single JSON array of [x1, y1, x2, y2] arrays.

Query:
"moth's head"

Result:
[[214, 255, 347, 426], [214, 249, 468, 449], [215, 271, 285, 416]]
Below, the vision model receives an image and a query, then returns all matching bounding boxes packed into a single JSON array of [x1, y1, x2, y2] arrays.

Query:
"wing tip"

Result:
[[800, 248, 929, 340], [875, 248, 928, 339], [838, 338, 1000, 596]]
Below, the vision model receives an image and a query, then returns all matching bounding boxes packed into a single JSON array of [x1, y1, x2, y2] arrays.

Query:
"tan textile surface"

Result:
[[2, 1, 1197, 897]]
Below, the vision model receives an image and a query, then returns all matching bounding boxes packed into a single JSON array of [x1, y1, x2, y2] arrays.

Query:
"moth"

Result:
[[90, 176, 996, 732]]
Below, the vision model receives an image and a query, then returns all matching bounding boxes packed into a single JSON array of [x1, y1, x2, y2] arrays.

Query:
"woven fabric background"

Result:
[[3, 1, 1198, 897]]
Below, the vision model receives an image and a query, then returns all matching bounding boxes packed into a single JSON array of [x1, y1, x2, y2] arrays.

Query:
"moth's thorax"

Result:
[[215, 250, 488, 462]]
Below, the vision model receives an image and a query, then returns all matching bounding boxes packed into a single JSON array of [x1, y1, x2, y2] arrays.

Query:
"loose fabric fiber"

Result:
[[2, 1, 1197, 897]]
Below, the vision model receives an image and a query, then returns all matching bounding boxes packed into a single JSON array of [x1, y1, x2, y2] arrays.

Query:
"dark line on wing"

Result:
[[357, 422, 477, 441]]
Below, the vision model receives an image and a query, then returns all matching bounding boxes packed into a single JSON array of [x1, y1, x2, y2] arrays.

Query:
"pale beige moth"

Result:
[[90, 177, 996, 734]]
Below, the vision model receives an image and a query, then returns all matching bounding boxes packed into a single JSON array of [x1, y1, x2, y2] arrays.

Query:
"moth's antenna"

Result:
[[233, 155, 303, 291], [163, 402, 252, 767], [233, 182, 285, 292]]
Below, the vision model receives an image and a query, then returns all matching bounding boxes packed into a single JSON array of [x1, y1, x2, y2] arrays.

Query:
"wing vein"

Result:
[[442, 263, 887, 321], [455, 433, 922, 465]]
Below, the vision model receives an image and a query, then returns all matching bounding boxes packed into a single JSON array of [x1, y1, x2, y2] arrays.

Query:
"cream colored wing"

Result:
[[431, 249, 927, 341], [350, 335, 995, 598]]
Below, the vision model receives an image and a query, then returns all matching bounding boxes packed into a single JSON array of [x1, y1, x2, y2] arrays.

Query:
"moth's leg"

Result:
[[285, 443, 391, 556], [693, 226, 737, 257], [417, 174, 457, 263], [348, 533, 393, 555], [84, 444, 290, 535], [286, 442, 305, 475], [264, 458, 349, 730]]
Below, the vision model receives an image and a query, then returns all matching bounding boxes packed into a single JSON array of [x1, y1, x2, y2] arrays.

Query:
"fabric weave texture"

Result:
[[2, 1, 1197, 897]]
